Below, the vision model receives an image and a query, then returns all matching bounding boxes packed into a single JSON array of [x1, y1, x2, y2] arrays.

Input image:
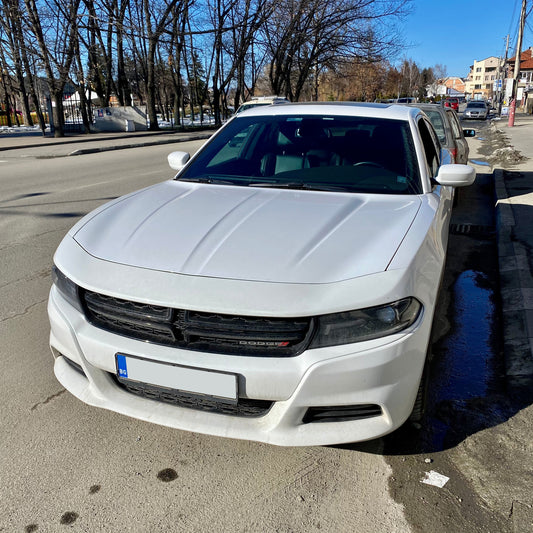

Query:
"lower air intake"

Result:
[[302, 404, 382, 424], [115, 376, 273, 418]]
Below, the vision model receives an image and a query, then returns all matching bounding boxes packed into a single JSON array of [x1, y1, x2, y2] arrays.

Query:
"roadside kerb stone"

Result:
[[494, 165, 533, 381], [68, 132, 212, 156]]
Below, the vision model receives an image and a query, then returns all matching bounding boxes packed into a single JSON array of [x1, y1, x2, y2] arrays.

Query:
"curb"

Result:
[[494, 168, 533, 386], [67, 133, 213, 156]]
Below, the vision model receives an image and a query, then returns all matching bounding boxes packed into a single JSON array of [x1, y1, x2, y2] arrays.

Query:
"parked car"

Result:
[[395, 97, 417, 103], [443, 98, 459, 112], [407, 103, 475, 164], [48, 103, 475, 446], [464, 101, 488, 120], [235, 96, 289, 114]]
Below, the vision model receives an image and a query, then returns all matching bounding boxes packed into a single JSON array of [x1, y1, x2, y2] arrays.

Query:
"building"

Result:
[[506, 47, 533, 111], [442, 77, 466, 96], [465, 56, 503, 100]]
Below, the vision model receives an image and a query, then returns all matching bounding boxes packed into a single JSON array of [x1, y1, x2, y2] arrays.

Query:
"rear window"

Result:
[[178, 115, 422, 195], [425, 110, 446, 144]]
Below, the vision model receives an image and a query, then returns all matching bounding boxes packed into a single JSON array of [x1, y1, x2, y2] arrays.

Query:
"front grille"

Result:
[[302, 404, 382, 424], [82, 290, 314, 357], [115, 376, 273, 417]]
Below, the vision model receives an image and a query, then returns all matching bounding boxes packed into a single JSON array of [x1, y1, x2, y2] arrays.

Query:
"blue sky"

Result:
[[399, 0, 533, 77]]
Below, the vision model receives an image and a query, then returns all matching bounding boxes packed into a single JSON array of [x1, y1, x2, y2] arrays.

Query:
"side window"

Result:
[[417, 118, 440, 178], [447, 111, 462, 139]]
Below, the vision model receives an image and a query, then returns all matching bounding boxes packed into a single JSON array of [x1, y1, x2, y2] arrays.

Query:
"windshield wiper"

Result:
[[179, 177, 238, 185], [249, 182, 349, 192]]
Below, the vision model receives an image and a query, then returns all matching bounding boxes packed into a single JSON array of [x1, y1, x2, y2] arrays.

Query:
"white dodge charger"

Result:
[[48, 102, 475, 446]]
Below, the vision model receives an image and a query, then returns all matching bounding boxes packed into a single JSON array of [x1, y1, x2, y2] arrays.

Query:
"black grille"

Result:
[[302, 404, 382, 424], [115, 376, 273, 417], [82, 290, 314, 357]]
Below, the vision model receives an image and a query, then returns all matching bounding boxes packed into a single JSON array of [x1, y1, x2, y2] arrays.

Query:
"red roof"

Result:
[[508, 48, 533, 69]]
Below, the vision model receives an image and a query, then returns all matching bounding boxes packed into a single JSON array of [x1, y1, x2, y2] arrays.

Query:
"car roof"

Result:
[[236, 101, 420, 121], [404, 103, 445, 112]]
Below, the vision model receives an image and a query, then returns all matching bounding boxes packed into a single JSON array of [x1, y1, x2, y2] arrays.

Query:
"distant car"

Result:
[[48, 102, 476, 446], [464, 101, 488, 120], [443, 98, 459, 112], [235, 96, 289, 114], [408, 104, 475, 164], [396, 97, 416, 103]]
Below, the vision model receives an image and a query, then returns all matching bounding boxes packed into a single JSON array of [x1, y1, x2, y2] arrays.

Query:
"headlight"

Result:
[[309, 297, 422, 348], [52, 265, 83, 312]]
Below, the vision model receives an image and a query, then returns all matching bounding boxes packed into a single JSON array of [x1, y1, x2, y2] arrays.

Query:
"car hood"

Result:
[[73, 181, 421, 284]]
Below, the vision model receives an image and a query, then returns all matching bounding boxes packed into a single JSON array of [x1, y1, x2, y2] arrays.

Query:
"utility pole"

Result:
[[509, 0, 527, 127]]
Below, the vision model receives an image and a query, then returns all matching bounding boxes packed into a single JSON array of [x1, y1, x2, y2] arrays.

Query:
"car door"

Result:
[[446, 109, 469, 164]]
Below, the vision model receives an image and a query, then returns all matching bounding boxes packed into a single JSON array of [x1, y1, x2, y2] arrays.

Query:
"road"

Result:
[[1, 141, 411, 533]]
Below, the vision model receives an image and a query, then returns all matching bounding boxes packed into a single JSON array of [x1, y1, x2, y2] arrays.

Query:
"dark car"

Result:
[[406, 103, 475, 164]]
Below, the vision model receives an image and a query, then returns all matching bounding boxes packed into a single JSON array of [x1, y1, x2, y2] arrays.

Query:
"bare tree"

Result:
[[263, 0, 410, 101], [23, 0, 81, 136]]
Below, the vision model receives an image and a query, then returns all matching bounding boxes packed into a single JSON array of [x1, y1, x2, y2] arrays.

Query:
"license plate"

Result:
[[116, 354, 237, 401]]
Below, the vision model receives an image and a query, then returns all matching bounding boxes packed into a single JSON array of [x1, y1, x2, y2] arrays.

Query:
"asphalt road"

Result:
[[1, 141, 412, 532]]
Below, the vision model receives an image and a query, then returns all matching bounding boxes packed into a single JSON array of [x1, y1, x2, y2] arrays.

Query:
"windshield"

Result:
[[177, 115, 422, 194], [468, 102, 486, 108]]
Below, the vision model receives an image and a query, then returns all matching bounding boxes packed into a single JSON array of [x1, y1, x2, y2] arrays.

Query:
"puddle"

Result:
[[422, 269, 503, 449], [432, 270, 494, 400]]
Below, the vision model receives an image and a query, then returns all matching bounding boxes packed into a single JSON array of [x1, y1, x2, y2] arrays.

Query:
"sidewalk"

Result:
[[0, 128, 214, 157], [491, 113, 533, 391]]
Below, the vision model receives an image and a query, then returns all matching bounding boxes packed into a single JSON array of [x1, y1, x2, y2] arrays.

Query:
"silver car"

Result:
[[464, 101, 488, 120]]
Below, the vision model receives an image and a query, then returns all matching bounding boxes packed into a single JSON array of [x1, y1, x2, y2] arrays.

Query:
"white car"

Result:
[[235, 96, 289, 113], [48, 103, 475, 446]]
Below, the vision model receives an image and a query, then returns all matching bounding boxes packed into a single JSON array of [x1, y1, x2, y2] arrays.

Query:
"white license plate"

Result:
[[116, 354, 237, 401]]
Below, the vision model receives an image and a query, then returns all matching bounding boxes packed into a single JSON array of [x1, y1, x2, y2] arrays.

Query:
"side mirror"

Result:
[[435, 164, 476, 187], [463, 129, 476, 138], [167, 151, 190, 171]]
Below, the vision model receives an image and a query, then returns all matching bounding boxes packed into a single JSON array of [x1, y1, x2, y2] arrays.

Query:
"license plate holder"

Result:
[[116, 353, 238, 402]]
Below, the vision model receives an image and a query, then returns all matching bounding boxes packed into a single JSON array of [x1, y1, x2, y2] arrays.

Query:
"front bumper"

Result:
[[48, 285, 431, 447]]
